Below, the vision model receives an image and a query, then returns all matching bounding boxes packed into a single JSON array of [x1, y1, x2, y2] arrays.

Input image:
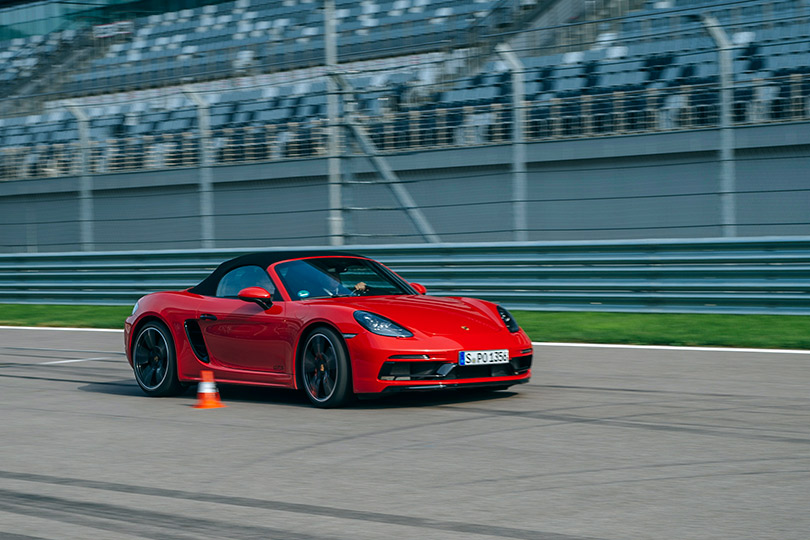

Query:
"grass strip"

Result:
[[0, 304, 132, 329], [0, 304, 807, 350], [513, 311, 810, 350]]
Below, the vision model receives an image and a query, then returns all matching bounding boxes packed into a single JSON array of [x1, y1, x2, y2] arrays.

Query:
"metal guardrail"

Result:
[[1, 237, 809, 314]]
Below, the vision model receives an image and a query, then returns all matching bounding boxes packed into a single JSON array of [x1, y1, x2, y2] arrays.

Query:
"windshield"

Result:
[[275, 257, 413, 300]]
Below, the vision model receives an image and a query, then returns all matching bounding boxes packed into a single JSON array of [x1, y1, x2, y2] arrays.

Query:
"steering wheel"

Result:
[[351, 282, 371, 296]]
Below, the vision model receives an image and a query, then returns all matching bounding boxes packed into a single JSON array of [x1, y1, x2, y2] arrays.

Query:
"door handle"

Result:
[[199, 314, 217, 321]]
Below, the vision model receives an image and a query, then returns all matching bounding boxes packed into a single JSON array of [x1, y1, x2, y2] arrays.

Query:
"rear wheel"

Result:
[[300, 327, 352, 408], [132, 321, 182, 397]]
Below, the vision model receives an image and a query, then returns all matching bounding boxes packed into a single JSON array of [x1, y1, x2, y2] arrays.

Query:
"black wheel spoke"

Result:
[[303, 355, 316, 375], [312, 336, 324, 356], [308, 371, 321, 397], [325, 350, 336, 371], [134, 347, 149, 367], [154, 362, 165, 383], [321, 371, 334, 396], [144, 329, 156, 349], [141, 364, 156, 386]]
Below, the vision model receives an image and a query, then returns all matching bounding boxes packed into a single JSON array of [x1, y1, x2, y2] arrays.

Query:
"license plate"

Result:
[[459, 349, 509, 366]]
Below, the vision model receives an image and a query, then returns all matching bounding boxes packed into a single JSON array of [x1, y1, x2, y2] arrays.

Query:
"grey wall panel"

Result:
[[382, 146, 511, 173], [211, 159, 326, 184], [735, 151, 810, 192], [737, 191, 810, 233], [0, 193, 81, 252], [214, 178, 329, 214], [93, 185, 201, 250], [214, 211, 332, 247], [424, 201, 514, 238], [737, 224, 810, 237], [0, 175, 80, 197], [0, 196, 28, 253], [346, 208, 424, 243], [213, 177, 330, 247], [734, 148, 810, 237], [525, 154, 723, 239], [345, 176, 418, 240], [527, 195, 722, 240], [528, 157, 720, 198], [403, 169, 513, 207], [93, 168, 199, 191], [348, 163, 515, 240]]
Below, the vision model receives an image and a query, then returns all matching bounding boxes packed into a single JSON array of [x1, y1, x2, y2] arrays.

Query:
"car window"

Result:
[[216, 265, 280, 299], [275, 258, 411, 300]]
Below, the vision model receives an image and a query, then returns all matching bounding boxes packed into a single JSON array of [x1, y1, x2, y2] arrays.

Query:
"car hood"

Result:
[[312, 295, 506, 336]]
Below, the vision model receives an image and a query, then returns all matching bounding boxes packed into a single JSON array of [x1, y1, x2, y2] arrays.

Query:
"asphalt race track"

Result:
[[1, 327, 808, 540]]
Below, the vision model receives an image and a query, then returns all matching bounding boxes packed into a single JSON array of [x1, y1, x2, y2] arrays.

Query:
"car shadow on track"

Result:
[[78, 379, 148, 397], [78, 380, 520, 409], [216, 385, 520, 409], [354, 389, 520, 409], [218, 385, 311, 407]]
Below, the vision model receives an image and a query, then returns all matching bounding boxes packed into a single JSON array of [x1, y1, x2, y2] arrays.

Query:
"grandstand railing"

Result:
[[1, 237, 809, 314], [2, 73, 809, 181]]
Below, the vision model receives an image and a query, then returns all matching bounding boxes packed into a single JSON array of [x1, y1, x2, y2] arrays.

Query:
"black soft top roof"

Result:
[[188, 250, 363, 296]]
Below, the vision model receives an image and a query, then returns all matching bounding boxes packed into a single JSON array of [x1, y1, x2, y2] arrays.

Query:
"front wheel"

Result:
[[132, 321, 183, 397], [300, 327, 353, 408]]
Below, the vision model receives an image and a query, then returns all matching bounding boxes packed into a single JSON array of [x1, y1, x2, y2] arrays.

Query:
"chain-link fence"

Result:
[[2, 73, 809, 180]]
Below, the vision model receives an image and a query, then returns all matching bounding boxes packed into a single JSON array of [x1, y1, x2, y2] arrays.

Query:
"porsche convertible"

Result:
[[124, 251, 533, 407]]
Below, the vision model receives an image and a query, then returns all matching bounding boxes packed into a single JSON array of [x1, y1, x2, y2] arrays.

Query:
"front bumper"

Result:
[[345, 330, 533, 394]]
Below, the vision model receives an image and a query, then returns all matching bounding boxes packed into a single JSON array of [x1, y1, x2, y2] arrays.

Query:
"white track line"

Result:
[[0, 326, 122, 333], [532, 342, 810, 355], [0, 346, 124, 355], [1, 326, 806, 355], [40, 356, 117, 365]]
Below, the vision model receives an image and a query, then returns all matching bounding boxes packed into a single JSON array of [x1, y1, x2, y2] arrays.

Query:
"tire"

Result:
[[132, 320, 183, 397], [300, 327, 353, 408]]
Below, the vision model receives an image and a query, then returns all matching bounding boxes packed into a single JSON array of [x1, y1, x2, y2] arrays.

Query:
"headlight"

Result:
[[353, 311, 413, 338], [131, 300, 140, 316], [497, 305, 519, 332]]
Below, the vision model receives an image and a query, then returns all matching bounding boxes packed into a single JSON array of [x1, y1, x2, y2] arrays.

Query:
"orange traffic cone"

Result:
[[193, 370, 226, 409]]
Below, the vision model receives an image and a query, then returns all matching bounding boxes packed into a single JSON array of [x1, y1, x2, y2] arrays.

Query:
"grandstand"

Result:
[[1, 0, 809, 250], [2, 0, 809, 177]]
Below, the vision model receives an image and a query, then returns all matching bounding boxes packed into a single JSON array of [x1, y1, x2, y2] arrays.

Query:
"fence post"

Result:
[[185, 90, 215, 249], [496, 43, 528, 242], [67, 105, 94, 251], [701, 14, 737, 237], [325, 0, 345, 246]]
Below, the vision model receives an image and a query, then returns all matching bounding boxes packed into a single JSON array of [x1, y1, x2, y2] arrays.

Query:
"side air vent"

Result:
[[184, 319, 210, 363]]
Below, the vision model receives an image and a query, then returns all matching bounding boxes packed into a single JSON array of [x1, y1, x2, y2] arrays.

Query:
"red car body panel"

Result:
[[125, 255, 532, 396]]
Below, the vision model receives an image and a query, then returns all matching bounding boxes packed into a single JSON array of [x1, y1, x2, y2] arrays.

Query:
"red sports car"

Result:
[[124, 251, 533, 407]]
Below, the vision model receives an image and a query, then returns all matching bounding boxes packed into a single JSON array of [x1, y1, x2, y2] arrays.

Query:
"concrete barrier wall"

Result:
[[1, 122, 808, 252]]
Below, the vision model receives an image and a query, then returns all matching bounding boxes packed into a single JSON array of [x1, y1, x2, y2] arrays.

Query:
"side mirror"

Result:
[[411, 282, 427, 295], [238, 286, 273, 310]]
